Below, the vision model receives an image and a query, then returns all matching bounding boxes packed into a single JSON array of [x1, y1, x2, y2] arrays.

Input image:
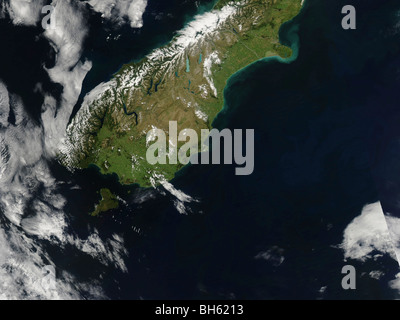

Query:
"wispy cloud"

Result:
[[339, 202, 400, 296], [0, 0, 133, 299], [41, 0, 92, 156], [340, 202, 397, 262], [87, 0, 148, 28], [3, 0, 46, 26]]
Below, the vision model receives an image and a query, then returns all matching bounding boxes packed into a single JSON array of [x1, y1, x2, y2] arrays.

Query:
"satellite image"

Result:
[[0, 0, 399, 302]]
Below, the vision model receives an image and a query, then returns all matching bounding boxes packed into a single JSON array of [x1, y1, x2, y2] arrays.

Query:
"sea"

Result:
[[0, 0, 400, 299]]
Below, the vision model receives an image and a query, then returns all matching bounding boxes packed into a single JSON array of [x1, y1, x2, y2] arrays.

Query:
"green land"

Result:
[[91, 188, 119, 216], [64, 0, 302, 188]]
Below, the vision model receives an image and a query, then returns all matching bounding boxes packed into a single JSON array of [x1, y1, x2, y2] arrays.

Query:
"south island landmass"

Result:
[[60, 0, 302, 188]]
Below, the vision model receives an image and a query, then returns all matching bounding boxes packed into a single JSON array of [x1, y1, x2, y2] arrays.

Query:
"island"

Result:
[[59, 0, 302, 188], [90, 188, 119, 216]]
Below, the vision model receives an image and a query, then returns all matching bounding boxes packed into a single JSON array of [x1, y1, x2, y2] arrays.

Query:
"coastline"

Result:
[[213, 0, 304, 128], [62, 0, 304, 188]]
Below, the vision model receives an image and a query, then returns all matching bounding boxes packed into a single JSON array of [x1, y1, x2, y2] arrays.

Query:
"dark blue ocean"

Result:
[[1, 0, 400, 299]]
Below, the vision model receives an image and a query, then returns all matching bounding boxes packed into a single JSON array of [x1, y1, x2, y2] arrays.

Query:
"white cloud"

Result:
[[5, 0, 46, 26], [150, 173, 199, 215], [385, 213, 400, 264], [339, 202, 400, 296], [41, 0, 92, 156], [0, 223, 84, 300], [21, 200, 66, 241], [1, 0, 148, 29], [389, 273, 400, 292], [68, 231, 129, 273], [0, 0, 137, 299], [255, 246, 285, 267], [0, 93, 45, 225], [0, 82, 107, 299], [340, 202, 397, 262], [0, 81, 10, 127], [87, 0, 148, 28], [369, 270, 384, 280]]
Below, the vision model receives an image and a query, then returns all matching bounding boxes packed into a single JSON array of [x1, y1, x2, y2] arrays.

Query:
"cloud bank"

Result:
[[340, 202, 398, 262], [87, 0, 148, 28], [2, 0, 46, 26], [340, 202, 400, 296], [0, 0, 130, 299]]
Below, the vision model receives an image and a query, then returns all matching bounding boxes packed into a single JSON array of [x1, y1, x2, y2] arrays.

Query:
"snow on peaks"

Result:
[[175, 4, 237, 48]]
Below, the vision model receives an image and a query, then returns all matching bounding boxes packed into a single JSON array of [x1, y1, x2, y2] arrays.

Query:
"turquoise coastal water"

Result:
[[30, 0, 400, 299], [67, 0, 400, 299], [213, 5, 302, 128], [171, 0, 400, 299]]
